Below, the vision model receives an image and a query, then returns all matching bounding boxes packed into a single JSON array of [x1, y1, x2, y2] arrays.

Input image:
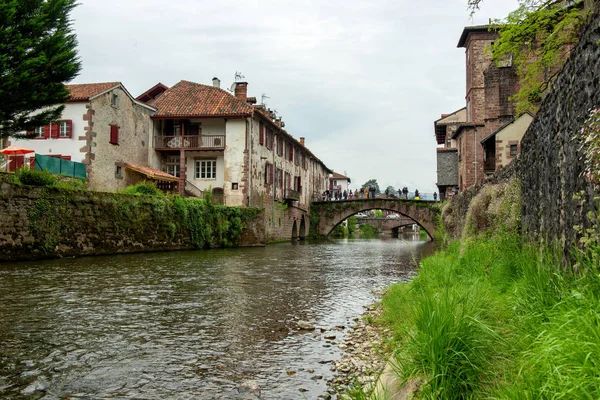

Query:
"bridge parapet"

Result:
[[309, 199, 440, 239]]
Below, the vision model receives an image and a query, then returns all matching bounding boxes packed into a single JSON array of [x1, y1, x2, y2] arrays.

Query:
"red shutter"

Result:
[[29, 157, 36, 169], [259, 123, 264, 145], [50, 122, 59, 138], [269, 164, 274, 184], [110, 125, 119, 144], [43, 124, 50, 139], [67, 120, 73, 138]]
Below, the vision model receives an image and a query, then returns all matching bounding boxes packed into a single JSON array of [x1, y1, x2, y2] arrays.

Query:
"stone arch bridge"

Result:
[[309, 199, 440, 239]]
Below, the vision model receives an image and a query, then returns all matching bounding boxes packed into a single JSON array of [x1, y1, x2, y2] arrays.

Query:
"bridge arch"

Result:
[[309, 199, 439, 240]]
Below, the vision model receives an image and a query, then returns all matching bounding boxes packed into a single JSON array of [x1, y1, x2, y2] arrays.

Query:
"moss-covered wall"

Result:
[[0, 175, 265, 262]]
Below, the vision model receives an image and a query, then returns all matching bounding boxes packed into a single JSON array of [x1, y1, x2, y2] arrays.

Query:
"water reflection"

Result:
[[0, 239, 433, 399]]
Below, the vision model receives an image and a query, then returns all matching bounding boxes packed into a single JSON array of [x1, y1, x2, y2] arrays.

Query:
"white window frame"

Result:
[[59, 121, 69, 137], [195, 159, 217, 179], [165, 155, 180, 177], [34, 126, 44, 138]]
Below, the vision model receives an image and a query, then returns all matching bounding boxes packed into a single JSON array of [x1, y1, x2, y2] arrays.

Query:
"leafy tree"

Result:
[[489, 1, 587, 115], [385, 185, 396, 195], [0, 0, 81, 138], [361, 179, 380, 193]]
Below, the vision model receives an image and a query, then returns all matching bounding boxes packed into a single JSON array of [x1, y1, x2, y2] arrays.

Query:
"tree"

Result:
[[0, 0, 81, 138], [489, 1, 587, 115], [361, 179, 380, 193], [385, 185, 396, 195]]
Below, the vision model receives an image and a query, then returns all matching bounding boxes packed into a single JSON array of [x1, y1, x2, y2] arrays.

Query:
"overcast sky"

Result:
[[70, 0, 519, 194]]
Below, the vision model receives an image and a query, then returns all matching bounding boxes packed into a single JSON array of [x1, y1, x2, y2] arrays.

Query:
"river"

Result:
[[0, 236, 434, 399]]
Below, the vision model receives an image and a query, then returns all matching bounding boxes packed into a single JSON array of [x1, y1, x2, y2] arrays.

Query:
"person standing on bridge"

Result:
[[365, 186, 370, 199], [402, 187, 408, 199], [414, 189, 420, 200], [354, 189, 359, 198], [343, 190, 348, 200]]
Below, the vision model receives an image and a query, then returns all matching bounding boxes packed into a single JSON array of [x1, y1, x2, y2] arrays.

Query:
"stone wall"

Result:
[[444, 3, 600, 256], [0, 175, 265, 262], [519, 3, 600, 253]]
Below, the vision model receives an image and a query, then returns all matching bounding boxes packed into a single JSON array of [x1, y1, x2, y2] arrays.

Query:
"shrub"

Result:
[[122, 181, 164, 196], [17, 167, 56, 186]]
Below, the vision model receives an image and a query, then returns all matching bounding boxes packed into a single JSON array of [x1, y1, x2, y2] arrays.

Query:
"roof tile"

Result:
[[153, 80, 254, 118], [66, 82, 120, 102]]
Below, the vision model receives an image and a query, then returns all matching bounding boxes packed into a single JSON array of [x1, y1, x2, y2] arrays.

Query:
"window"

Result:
[[115, 165, 123, 179], [510, 144, 518, 156], [111, 92, 119, 108], [266, 129, 273, 150], [58, 120, 72, 138], [264, 162, 273, 184], [195, 159, 217, 179], [259, 122, 264, 145], [276, 168, 283, 188], [287, 142, 294, 161], [165, 155, 180, 177], [34, 126, 45, 139], [109, 125, 119, 144], [277, 135, 283, 156]]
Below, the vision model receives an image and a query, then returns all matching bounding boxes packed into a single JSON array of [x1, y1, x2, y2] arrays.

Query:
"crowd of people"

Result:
[[321, 186, 439, 201]]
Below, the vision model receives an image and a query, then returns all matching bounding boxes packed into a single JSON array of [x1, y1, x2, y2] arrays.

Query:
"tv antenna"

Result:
[[234, 71, 245, 82], [261, 93, 270, 104]]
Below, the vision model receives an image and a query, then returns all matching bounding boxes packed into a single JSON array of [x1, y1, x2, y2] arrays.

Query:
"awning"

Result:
[[124, 163, 179, 182]]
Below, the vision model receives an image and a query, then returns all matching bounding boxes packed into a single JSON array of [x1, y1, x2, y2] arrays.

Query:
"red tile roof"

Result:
[[152, 80, 254, 118], [124, 163, 179, 182], [66, 82, 120, 102], [136, 82, 169, 105], [331, 172, 351, 181]]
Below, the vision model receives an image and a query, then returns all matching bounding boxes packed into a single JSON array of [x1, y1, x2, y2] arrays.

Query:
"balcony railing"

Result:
[[154, 135, 226, 150]]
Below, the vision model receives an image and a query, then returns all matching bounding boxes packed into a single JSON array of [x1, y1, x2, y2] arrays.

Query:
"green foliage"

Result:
[[359, 224, 379, 238], [373, 209, 384, 218], [361, 179, 380, 193], [122, 181, 164, 196], [489, 1, 587, 115], [331, 223, 348, 238], [375, 229, 600, 399], [347, 216, 357, 236], [16, 167, 56, 186], [0, 0, 81, 138], [51, 176, 86, 191]]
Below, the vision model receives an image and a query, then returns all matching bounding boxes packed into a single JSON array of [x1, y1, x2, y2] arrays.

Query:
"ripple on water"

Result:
[[0, 238, 433, 399]]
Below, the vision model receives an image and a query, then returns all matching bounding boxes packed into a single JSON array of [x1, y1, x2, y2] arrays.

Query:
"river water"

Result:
[[0, 236, 434, 399]]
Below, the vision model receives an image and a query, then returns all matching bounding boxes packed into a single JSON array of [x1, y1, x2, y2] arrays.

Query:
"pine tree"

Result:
[[0, 0, 81, 138]]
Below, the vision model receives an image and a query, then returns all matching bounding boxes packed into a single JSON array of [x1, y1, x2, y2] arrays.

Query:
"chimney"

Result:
[[212, 77, 220, 88], [234, 82, 248, 100], [300, 137, 305, 146]]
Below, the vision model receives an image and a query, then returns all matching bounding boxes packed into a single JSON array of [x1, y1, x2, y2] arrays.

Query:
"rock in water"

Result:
[[238, 380, 261, 397], [297, 320, 315, 330]]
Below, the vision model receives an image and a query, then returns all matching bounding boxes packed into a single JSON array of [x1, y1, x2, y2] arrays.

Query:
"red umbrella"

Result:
[[1, 145, 35, 171]]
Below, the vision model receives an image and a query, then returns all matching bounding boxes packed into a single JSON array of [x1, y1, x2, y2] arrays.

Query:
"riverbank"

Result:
[[342, 231, 600, 399]]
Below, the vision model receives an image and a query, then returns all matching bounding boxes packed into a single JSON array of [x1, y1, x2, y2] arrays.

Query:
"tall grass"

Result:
[[374, 231, 600, 399]]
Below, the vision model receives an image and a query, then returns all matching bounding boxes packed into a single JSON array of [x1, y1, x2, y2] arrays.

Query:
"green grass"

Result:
[[369, 231, 600, 399]]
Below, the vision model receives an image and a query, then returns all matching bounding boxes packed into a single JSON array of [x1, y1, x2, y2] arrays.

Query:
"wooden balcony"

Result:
[[154, 135, 225, 150]]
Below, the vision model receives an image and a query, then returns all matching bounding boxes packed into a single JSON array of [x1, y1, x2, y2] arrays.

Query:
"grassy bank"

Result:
[[372, 231, 600, 399]]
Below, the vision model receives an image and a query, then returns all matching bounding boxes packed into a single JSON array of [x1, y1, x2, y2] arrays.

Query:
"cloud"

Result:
[[71, 0, 520, 193]]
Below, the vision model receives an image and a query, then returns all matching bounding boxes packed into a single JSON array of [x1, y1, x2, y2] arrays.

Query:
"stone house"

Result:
[[8, 82, 163, 191], [140, 78, 332, 240], [480, 112, 534, 176], [434, 25, 525, 193]]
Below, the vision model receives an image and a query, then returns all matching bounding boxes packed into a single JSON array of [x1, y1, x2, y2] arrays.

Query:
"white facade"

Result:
[[10, 102, 88, 162]]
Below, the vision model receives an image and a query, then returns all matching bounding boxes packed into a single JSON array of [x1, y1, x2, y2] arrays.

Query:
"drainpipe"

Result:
[[246, 117, 251, 207], [179, 121, 186, 196]]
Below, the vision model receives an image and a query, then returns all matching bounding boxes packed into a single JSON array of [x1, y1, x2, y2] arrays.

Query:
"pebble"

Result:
[[321, 303, 387, 398]]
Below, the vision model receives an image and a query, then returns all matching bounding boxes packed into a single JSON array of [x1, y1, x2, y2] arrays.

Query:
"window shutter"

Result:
[[29, 157, 36, 169], [269, 164, 274, 184], [110, 125, 119, 144], [259, 123, 264, 145], [67, 120, 73, 138], [50, 122, 59, 138], [43, 124, 50, 139], [26, 130, 34, 136]]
